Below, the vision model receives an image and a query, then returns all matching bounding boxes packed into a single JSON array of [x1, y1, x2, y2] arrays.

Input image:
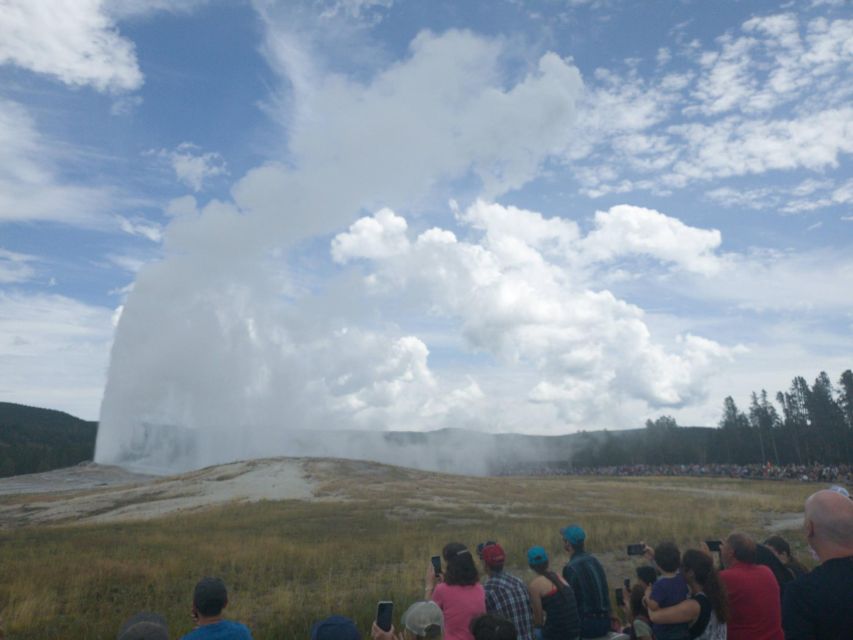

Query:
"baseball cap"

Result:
[[402, 601, 444, 637], [117, 612, 169, 640], [476, 540, 498, 558], [481, 543, 506, 567], [829, 485, 850, 498], [311, 615, 362, 640], [560, 525, 586, 545], [527, 546, 548, 565]]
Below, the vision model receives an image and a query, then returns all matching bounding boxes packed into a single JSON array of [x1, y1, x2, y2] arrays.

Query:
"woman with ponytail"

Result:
[[647, 548, 728, 640]]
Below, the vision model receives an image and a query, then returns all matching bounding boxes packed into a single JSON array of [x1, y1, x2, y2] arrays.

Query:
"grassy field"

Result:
[[0, 459, 822, 639]]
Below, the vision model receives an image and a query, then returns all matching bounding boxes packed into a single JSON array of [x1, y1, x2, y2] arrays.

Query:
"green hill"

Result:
[[0, 402, 98, 477]]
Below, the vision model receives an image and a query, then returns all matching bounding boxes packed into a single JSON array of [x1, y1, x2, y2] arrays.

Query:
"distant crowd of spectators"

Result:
[[497, 463, 853, 484]]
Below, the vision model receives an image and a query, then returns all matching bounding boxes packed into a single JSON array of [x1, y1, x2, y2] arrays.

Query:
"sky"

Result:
[[1, 0, 852, 450]]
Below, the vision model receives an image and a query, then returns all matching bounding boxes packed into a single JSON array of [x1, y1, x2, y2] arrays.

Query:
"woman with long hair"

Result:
[[425, 543, 486, 640], [647, 549, 728, 640]]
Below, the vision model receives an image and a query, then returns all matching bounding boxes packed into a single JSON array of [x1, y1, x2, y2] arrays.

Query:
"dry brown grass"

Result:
[[0, 459, 821, 639]]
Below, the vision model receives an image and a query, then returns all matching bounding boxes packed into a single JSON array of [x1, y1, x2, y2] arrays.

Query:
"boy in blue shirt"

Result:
[[645, 542, 689, 640]]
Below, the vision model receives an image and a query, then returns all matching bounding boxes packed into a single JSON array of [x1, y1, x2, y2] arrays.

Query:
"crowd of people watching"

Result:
[[497, 463, 852, 484], [113, 488, 852, 640]]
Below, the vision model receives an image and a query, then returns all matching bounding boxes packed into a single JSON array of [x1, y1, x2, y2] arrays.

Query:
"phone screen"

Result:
[[705, 540, 722, 552], [627, 544, 645, 556], [623, 578, 630, 591], [431, 555, 442, 576], [615, 588, 624, 607], [376, 601, 393, 632]]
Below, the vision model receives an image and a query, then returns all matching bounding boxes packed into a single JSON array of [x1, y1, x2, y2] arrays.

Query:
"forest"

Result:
[[571, 369, 853, 467], [0, 402, 97, 477]]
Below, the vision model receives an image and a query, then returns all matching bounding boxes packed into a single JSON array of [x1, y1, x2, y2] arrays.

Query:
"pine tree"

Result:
[[838, 370, 853, 429], [806, 372, 847, 462]]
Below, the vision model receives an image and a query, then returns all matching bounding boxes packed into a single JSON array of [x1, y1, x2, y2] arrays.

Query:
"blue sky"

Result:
[[1, 1, 851, 446]]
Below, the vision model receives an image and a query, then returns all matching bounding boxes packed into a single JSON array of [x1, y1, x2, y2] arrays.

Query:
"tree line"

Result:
[[571, 368, 853, 467], [0, 402, 97, 478]]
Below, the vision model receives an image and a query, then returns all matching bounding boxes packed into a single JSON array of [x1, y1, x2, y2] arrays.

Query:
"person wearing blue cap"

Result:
[[560, 526, 612, 640], [526, 546, 580, 640]]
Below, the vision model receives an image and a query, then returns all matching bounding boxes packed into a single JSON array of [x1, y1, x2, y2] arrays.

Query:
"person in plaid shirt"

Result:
[[479, 542, 535, 640]]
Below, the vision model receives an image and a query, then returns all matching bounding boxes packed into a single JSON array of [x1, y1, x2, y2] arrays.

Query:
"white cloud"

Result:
[[570, 13, 853, 199], [668, 107, 853, 182], [705, 186, 775, 210], [581, 204, 723, 275], [0, 248, 37, 284], [0, 100, 109, 225], [152, 143, 228, 192], [669, 247, 853, 313], [690, 13, 853, 116], [0, 0, 142, 92], [118, 216, 163, 242], [333, 201, 734, 423], [331, 207, 409, 263], [0, 292, 114, 419], [318, 0, 393, 19], [107, 253, 148, 273], [105, 0, 212, 19], [705, 176, 853, 214]]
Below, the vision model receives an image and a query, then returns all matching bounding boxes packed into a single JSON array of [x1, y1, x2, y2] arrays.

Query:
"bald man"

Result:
[[782, 489, 853, 640]]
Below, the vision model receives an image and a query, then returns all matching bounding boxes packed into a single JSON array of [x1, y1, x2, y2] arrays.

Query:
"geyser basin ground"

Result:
[[0, 459, 818, 639]]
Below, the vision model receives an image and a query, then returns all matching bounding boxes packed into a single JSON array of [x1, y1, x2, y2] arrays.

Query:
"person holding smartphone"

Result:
[[425, 543, 485, 640]]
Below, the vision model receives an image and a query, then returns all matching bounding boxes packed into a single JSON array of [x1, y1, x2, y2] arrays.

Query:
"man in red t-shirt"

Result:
[[720, 532, 784, 640]]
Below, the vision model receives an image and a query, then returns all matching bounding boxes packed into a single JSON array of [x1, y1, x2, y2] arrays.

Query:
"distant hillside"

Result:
[[0, 402, 98, 478]]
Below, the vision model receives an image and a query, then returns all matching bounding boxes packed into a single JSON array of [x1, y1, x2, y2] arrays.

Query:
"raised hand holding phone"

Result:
[[376, 601, 393, 632]]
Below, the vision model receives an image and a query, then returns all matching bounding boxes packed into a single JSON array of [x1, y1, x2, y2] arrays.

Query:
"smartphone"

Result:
[[431, 555, 442, 576], [623, 578, 631, 591], [627, 543, 645, 556], [705, 540, 722, 552], [615, 588, 625, 607], [376, 601, 393, 632]]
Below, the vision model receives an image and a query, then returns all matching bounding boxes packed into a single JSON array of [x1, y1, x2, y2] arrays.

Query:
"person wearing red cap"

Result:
[[479, 542, 535, 640]]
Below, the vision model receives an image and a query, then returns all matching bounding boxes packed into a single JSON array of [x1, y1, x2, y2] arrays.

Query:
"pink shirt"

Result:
[[432, 582, 486, 640]]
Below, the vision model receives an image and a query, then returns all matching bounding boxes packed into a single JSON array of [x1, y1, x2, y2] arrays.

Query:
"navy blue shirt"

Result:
[[563, 551, 611, 639], [651, 574, 690, 640]]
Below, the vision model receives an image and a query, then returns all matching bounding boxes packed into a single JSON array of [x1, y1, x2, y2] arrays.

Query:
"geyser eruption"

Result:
[[95, 27, 733, 475], [95, 30, 588, 473]]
